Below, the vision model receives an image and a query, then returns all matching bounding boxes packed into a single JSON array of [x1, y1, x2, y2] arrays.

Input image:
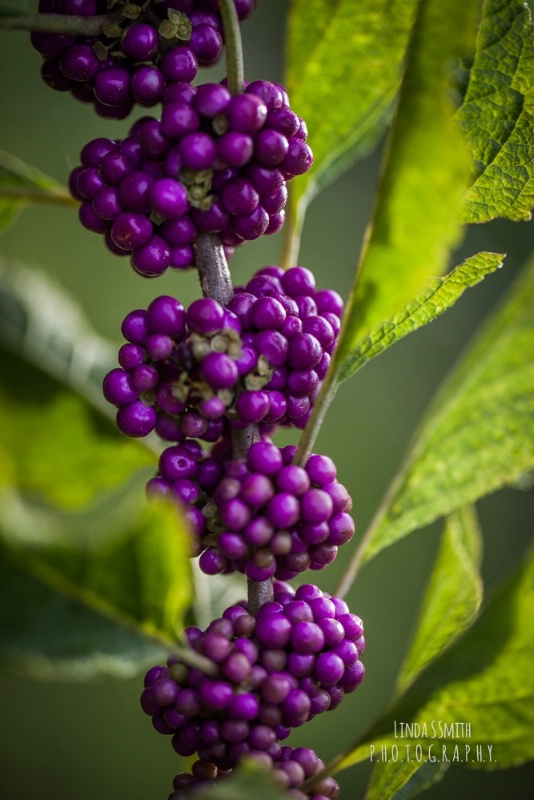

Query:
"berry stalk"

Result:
[[293, 369, 340, 467], [219, 0, 245, 95]]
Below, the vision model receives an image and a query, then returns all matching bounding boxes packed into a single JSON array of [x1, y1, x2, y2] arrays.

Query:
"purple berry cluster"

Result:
[[146, 437, 232, 555], [102, 265, 342, 443], [70, 79, 312, 274], [228, 264, 342, 429], [198, 441, 354, 580], [102, 294, 248, 441], [32, 0, 257, 119], [169, 746, 340, 799], [141, 582, 365, 771]]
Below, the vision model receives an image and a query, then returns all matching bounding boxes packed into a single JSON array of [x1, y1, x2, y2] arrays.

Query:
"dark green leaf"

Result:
[[0, 150, 76, 234], [0, 262, 156, 510], [0, 474, 193, 680], [338, 252, 504, 382], [335, 548, 534, 773], [458, 0, 534, 222], [0, 259, 116, 417], [285, 0, 417, 242]]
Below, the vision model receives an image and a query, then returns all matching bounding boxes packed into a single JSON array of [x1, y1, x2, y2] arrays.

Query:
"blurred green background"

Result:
[[0, 1, 533, 798]]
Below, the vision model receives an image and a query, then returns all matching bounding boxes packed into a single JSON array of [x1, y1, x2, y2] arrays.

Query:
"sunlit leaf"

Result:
[[333, 0, 479, 365], [361, 508, 482, 798], [334, 548, 534, 773], [338, 251, 503, 381], [355, 252, 534, 569], [396, 507, 483, 696], [458, 0, 534, 222], [294, 0, 480, 464], [285, 0, 417, 242]]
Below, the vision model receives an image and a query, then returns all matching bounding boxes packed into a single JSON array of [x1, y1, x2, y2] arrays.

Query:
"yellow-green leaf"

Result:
[[285, 0, 417, 243], [354, 251, 534, 570], [458, 0, 534, 222], [334, 547, 534, 773], [338, 251, 504, 382], [293, 0, 481, 465], [365, 759, 449, 800], [395, 507, 483, 698], [333, 0, 479, 366], [0, 150, 76, 234]]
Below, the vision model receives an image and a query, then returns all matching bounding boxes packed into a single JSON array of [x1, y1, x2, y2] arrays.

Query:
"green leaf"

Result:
[[0, 262, 156, 510], [338, 251, 504, 382], [293, 0, 480, 466], [332, 0, 479, 368], [285, 0, 418, 239], [0, 151, 76, 234], [458, 0, 534, 223], [362, 508, 482, 799], [354, 251, 534, 569], [396, 507, 483, 696], [0, 370, 156, 511], [0, 259, 116, 416], [192, 761, 289, 800], [0, 474, 193, 680], [335, 547, 534, 773], [366, 759, 449, 800]]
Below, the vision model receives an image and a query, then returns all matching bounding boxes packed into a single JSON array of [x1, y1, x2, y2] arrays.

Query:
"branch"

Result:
[[0, 11, 121, 36], [0, 186, 79, 208]]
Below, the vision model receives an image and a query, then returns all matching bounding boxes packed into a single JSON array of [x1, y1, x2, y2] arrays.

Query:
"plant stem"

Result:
[[193, 233, 234, 307], [193, 4, 272, 616], [247, 577, 274, 617], [293, 368, 339, 466], [219, 0, 244, 95], [192, 233, 273, 615], [280, 188, 303, 269], [0, 11, 120, 35]]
